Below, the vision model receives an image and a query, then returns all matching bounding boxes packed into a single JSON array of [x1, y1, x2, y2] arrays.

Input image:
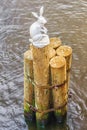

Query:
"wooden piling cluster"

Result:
[[24, 37, 72, 127]]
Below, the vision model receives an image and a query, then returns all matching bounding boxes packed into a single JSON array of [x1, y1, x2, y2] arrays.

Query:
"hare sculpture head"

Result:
[[32, 6, 47, 25]]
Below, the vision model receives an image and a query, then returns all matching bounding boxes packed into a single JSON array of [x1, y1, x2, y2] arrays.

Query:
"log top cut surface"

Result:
[[24, 50, 33, 60], [49, 56, 66, 68], [50, 37, 62, 49], [56, 45, 72, 57], [48, 48, 56, 59]]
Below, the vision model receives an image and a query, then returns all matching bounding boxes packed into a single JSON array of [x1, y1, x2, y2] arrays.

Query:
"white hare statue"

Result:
[[29, 6, 50, 48]]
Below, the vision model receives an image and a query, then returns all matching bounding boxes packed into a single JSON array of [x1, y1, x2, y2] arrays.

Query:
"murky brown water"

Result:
[[0, 0, 87, 130]]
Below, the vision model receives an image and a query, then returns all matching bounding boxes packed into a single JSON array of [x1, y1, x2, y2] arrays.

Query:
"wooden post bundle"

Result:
[[56, 45, 72, 91], [49, 56, 67, 123], [32, 45, 50, 126], [24, 50, 34, 120]]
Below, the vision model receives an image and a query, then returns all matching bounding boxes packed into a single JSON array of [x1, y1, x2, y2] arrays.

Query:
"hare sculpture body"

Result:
[[29, 6, 50, 48]]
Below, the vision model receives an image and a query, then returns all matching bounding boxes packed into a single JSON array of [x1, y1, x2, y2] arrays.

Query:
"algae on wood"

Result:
[[32, 45, 50, 126], [24, 50, 34, 120]]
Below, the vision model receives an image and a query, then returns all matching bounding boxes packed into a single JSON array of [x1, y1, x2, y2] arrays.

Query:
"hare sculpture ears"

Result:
[[32, 6, 44, 18], [40, 6, 44, 16]]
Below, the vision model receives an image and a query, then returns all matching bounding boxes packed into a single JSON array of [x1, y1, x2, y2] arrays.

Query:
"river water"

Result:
[[0, 0, 87, 130]]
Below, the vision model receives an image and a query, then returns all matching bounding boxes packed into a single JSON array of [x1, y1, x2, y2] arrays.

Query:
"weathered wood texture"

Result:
[[50, 56, 67, 122], [32, 45, 50, 125], [50, 37, 62, 49], [56, 45, 72, 90], [24, 50, 34, 119]]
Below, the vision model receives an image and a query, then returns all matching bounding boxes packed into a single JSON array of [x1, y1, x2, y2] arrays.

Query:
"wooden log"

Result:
[[48, 37, 62, 108], [32, 45, 50, 127], [43, 37, 62, 60], [48, 48, 56, 59], [50, 37, 62, 49], [49, 56, 67, 123], [24, 50, 34, 121], [56, 45, 72, 90], [32, 45, 49, 85]]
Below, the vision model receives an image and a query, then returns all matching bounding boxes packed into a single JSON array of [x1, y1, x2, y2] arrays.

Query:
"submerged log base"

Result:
[[50, 37, 62, 49], [24, 50, 34, 120], [36, 118, 49, 129], [50, 56, 67, 123], [55, 111, 67, 123], [34, 85, 50, 127], [32, 45, 50, 127], [56, 45, 72, 90]]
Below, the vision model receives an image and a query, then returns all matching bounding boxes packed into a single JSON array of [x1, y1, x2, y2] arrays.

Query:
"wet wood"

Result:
[[24, 50, 34, 120], [48, 48, 56, 59], [49, 56, 67, 122], [50, 37, 62, 49], [56, 45, 72, 90], [32, 45, 50, 126]]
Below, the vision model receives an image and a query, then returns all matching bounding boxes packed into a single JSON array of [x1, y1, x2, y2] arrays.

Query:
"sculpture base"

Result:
[[32, 35, 50, 48]]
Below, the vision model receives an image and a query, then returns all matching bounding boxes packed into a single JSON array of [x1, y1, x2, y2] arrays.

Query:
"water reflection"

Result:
[[27, 121, 70, 130]]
